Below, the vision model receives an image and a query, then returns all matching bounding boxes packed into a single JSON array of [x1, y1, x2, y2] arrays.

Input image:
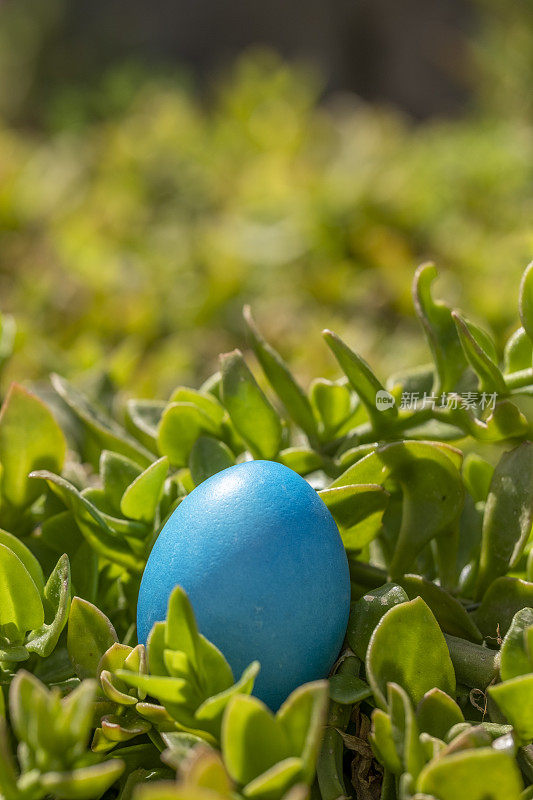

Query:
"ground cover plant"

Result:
[[1, 262, 533, 799], [1, 49, 533, 395]]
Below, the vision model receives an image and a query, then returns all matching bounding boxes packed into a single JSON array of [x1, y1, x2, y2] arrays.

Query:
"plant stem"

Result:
[[317, 657, 358, 800]]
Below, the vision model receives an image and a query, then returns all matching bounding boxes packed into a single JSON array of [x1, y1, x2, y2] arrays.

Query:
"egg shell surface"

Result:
[[137, 459, 350, 709]]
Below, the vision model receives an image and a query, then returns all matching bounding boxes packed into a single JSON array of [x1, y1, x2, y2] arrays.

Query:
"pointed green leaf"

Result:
[[67, 596, 118, 679], [416, 688, 464, 740], [317, 484, 388, 549], [278, 448, 326, 476], [189, 437, 234, 486], [416, 748, 522, 800], [222, 695, 293, 786], [489, 675, 533, 744], [462, 454, 493, 504], [504, 327, 532, 373], [347, 583, 409, 661], [165, 586, 200, 667], [500, 608, 533, 681], [519, 261, 533, 343], [0, 383, 66, 510], [476, 442, 533, 599], [40, 759, 125, 800], [0, 543, 43, 636], [158, 403, 220, 467], [388, 683, 426, 781], [52, 374, 153, 466], [244, 758, 303, 800], [473, 576, 533, 639], [125, 399, 166, 451], [244, 306, 318, 442], [323, 329, 397, 429], [398, 574, 483, 643], [195, 661, 260, 736], [452, 311, 506, 393], [0, 528, 44, 593], [309, 378, 356, 439], [366, 597, 455, 709], [370, 709, 403, 775], [220, 350, 282, 460], [277, 681, 328, 781], [412, 262, 467, 394], [31, 470, 145, 572], [101, 450, 142, 511], [26, 553, 71, 657], [121, 456, 168, 522]]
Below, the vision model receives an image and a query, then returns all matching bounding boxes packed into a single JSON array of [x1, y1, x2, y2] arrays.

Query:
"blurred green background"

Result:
[[0, 0, 532, 398]]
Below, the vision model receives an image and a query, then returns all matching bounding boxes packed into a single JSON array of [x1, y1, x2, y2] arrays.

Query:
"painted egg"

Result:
[[137, 459, 350, 708]]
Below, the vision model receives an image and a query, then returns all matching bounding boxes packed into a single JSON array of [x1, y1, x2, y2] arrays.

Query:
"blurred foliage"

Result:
[[0, 3, 532, 399]]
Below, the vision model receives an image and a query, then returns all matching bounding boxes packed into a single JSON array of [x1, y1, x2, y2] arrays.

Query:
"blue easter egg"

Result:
[[137, 459, 350, 709]]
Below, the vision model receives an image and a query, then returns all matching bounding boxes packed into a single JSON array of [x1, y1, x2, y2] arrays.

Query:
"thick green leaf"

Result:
[[101, 450, 142, 511], [158, 403, 221, 467], [125, 399, 166, 451], [222, 695, 293, 786], [194, 661, 260, 736], [473, 577, 533, 639], [278, 448, 326, 476], [309, 378, 355, 439], [416, 748, 522, 800], [0, 528, 44, 593], [416, 688, 464, 740], [41, 759, 125, 799], [452, 312, 506, 393], [244, 306, 318, 442], [444, 634, 500, 690], [366, 597, 455, 709], [388, 683, 426, 781], [165, 586, 200, 668], [333, 440, 464, 579], [347, 583, 408, 661], [412, 263, 467, 394], [370, 709, 403, 775], [277, 680, 328, 781], [121, 456, 168, 522], [504, 327, 533, 373], [462, 454, 493, 504], [398, 574, 483, 643], [500, 608, 533, 681], [26, 553, 71, 657], [244, 758, 303, 800], [317, 484, 388, 549], [489, 675, 533, 744], [0, 543, 44, 637], [476, 442, 533, 599], [196, 635, 235, 698], [67, 597, 118, 679], [31, 470, 145, 572], [519, 261, 533, 344], [52, 374, 153, 465], [0, 383, 65, 511], [220, 350, 282, 460], [323, 329, 397, 430], [189, 437, 234, 486], [170, 387, 226, 426]]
